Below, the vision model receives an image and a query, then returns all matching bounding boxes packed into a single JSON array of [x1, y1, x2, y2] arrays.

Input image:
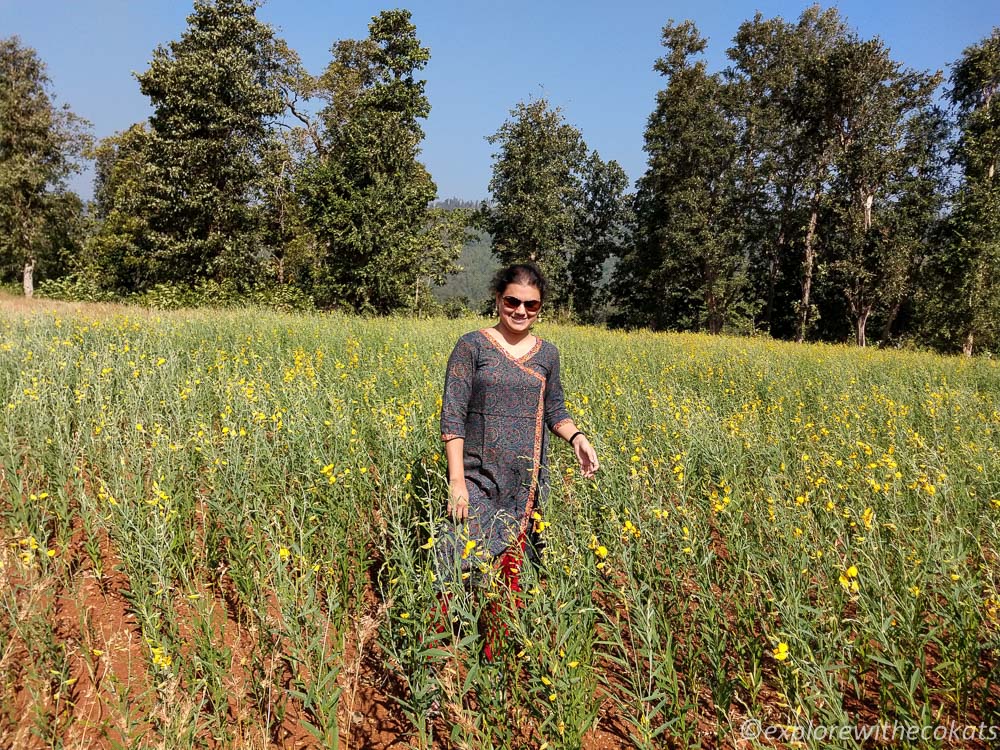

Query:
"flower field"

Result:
[[1, 299, 998, 749]]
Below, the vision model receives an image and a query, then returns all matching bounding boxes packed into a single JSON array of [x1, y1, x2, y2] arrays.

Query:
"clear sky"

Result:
[[1, 0, 996, 201]]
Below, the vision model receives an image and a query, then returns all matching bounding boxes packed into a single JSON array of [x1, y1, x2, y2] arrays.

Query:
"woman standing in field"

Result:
[[435, 262, 598, 659]]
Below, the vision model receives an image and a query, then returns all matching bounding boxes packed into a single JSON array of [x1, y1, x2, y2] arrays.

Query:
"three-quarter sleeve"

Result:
[[441, 336, 476, 441], [544, 346, 573, 433]]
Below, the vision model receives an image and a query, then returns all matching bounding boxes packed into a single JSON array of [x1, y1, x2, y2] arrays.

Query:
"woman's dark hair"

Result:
[[491, 262, 547, 302]]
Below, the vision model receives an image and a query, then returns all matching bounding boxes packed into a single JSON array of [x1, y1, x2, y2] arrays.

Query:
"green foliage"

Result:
[[613, 21, 748, 334], [481, 98, 630, 318], [133, 280, 315, 312], [298, 10, 444, 314], [0, 36, 90, 294], [93, 0, 288, 291], [922, 27, 1000, 355], [87, 124, 155, 291], [481, 98, 586, 306], [36, 269, 117, 303], [3, 309, 998, 745], [37, 276, 314, 312], [821, 38, 944, 346], [725, 7, 849, 340], [612, 7, 953, 348]]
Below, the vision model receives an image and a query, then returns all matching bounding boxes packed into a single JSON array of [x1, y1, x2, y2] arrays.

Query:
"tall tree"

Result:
[[481, 98, 587, 309], [569, 152, 631, 322], [298, 9, 440, 313], [726, 7, 848, 338], [0, 36, 89, 296], [824, 38, 942, 346], [482, 98, 629, 316], [88, 124, 155, 291], [934, 28, 1000, 355], [613, 21, 747, 334], [118, 0, 287, 288]]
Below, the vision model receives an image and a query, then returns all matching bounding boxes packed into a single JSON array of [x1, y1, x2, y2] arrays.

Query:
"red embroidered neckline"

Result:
[[478, 328, 543, 365]]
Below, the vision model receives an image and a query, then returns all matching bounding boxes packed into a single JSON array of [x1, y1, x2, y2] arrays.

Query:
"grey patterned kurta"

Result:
[[436, 329, 572, 577]]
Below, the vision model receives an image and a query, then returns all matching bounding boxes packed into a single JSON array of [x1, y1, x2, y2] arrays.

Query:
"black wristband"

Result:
[[568, 431, 584, 446]]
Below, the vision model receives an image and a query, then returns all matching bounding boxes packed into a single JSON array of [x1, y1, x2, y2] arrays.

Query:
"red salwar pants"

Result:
[[433, 531, 527, 662]]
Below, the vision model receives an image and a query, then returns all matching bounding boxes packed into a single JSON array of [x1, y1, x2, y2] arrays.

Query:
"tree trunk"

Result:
[[880, 299, 902, 345], [855, 306, 870, 347], [962, 330, 974, 357], [706, 288, 721, 334], [23, 258, 35, 298], [796, 203, 820, 343], [764, 229, 784, 335]]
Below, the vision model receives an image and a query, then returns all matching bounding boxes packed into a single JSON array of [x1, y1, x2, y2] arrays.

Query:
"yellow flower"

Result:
[[462, 540, 477, 559], [839, 564, 860, 594], [279, 547, 290, 561], [150, 646, 172, 670], [595, 545, 608, 559], [773, 642, 790, 661], [420, 537, 436, 549]]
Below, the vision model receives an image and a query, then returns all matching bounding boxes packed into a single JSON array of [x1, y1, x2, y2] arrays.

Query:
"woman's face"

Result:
[[496, 281, 542, 335]]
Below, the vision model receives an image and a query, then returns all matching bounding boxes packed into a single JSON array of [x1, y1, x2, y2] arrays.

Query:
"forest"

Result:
[[1, 0, 998, 354]]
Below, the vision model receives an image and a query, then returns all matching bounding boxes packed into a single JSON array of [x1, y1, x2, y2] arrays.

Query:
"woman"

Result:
[[435, 262, 598, 659]]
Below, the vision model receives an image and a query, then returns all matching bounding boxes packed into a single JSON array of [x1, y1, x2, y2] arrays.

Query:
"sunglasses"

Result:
[[501, 295, 542, 313]]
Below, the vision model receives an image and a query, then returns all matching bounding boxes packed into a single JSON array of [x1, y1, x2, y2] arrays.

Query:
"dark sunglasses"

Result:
[[501, 295, 542, 313]]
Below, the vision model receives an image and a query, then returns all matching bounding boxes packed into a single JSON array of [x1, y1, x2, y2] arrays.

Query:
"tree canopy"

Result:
[[0, 35, 90, 296]]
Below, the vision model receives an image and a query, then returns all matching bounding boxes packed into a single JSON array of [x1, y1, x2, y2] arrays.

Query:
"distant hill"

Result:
[[430, 197, 482, 211], [432, 230, 498, 311]]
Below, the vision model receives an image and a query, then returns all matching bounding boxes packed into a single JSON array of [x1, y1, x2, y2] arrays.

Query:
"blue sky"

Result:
[[1, 0, 996, 201]]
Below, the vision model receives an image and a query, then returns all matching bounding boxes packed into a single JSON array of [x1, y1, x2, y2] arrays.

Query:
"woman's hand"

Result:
[[448, 478, 469, 521], [574, 436, 599, 478]]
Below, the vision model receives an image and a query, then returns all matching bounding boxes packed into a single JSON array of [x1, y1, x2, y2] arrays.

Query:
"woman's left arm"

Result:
[[544, 348, 599, 478], [552, 420, 599, 479]]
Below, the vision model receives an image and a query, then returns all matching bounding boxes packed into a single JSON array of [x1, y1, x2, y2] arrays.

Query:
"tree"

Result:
[[613, 21, 747, 333], [88, 124, 155, 291], [934, 28, 1000, 355], [114, 0, 287, 288], [569, 152, 631, 323], [0, 36, 89, 296], [482, 97, 628, 316], [724, 6, 946, 345], [725, 7, 848, 338], [410, 207, 471, 312], [481, 98, 586, 308], [298, 9, 441, 313], [823, 38, 942, 346]]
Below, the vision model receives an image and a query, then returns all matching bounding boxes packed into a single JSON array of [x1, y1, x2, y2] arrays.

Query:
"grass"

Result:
[[0, 296, 998, 749]]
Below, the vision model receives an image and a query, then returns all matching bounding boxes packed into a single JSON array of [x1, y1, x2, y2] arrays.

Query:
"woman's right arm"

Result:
[[441, 337, 475, 521], [444, 437, 469, 521]]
